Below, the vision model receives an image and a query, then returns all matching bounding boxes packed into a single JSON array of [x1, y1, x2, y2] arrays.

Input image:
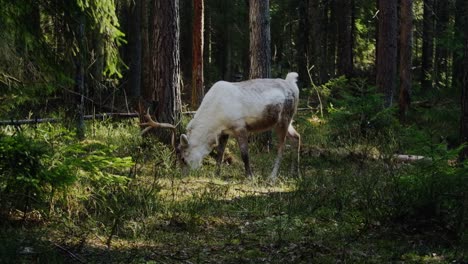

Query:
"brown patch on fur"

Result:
[[246, 104, 281, 132]]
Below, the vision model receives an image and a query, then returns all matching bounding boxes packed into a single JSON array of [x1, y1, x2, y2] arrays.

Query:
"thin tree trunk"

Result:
[[460, 4, 468, 161], [75, 14, 86, 140], [297, 0, 309, 89], [434, 0, 449, 89], [336, 0, 353, 78], [399, 0, 413, 121], [128, 0, 142, 98], [453, 0, 466, 94], [141, 0, 152, 101], [421, 0, 435, 91], [376, 0, 398, 107], [192, 0, 204, 108], [309, 0, 322, 83]]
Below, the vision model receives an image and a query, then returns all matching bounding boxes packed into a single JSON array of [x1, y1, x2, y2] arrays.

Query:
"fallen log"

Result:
[[0, 113, 139, 126]]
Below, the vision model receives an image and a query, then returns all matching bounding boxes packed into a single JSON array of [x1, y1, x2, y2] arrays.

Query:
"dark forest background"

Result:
[[1, 0, 468, 262]]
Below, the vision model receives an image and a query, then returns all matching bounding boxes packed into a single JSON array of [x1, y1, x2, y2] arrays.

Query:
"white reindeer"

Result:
[[141, 72, 301, 180]]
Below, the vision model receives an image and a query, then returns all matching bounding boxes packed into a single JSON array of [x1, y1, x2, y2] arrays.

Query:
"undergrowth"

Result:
[[0, 78, 467, 263]]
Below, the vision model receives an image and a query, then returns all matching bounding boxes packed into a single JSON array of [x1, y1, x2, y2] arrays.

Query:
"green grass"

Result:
[[1, 114, 467, 263]]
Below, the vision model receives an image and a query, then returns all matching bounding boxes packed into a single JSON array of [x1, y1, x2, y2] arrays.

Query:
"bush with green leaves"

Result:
[[331, 80, 398, 143], [0, 126, 133, 216]]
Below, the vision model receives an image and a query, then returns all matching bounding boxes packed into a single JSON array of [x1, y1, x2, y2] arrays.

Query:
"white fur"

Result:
[[181, 72, 300, 175]]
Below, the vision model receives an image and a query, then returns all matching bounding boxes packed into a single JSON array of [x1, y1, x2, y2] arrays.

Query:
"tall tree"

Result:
[[249, 0, 271, 148], [336, 0, 354, 77], [141, 0, 151, 101], [126, 0, 142, 98], [192, 0, 204, 108], [434, 0, 449, 88], [151, 0, 182, 131], [376, 0, 398, 107], [249, 0, 271, 79], [399, 0, 413, 120], [297, 0, 309, 88], [421, 0, 435, 91], [452, 0, 466, 94], [460, 4, 468, 161]]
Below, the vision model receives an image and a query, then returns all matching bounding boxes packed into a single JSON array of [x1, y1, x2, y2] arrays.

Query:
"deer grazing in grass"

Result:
[[141, 72, 301, 180]]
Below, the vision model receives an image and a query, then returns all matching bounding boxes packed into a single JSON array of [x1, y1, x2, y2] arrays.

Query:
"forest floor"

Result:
[[2, 172, 466, 263], [1, 114, 467, 263]]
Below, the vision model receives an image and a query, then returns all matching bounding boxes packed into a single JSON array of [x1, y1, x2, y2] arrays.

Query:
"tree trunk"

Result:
[[460, 4, 468, 161], [309, 0, 323, 83], [75, 14, 86, 140], [191, 0, 204, 108], [327, 0, 338, 79], [151, 0, 182, 142], [452, 0, 466, 94], [141, 0, 152, 101], [297, 0, 309, 89], [127, 0, 142, 98], [421, 0, 435, 92], [249, 0, 271, 149], [399, 0, 413, 121], [434, 0, 449, 89], [249, 0, 271, 79], [376, 0, 398, 107], [336, 0, 353, 78]]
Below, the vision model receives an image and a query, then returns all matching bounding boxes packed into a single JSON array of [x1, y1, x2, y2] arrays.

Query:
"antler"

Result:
[[140, 108, 176, 147]]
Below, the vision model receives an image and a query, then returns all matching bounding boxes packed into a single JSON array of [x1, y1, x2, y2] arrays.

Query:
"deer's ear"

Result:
[[180, 134, 189, 146]]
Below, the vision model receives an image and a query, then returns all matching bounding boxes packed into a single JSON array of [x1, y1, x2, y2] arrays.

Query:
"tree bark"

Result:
[[75, 14, 86, 140], [141, 0, 152, 101], [151, 0, 182, 140], [376, 0, 398, 108], [336, 0, 354, 78], [452, 0, 466, 94], [399, 0, 413, 121], [434, 0, 449, 89], [421, 0, 435, 91], [127, 0, 142, 98], [191, 0, 204, 108], [249, 0, 271, 148], [309, 0, 323, 83], [297, 0, 309, 89], [460, 3, 468, 161], [249, 0, 271, 79]]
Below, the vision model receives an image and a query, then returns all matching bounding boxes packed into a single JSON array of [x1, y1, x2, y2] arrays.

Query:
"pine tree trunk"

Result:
[[421, 0, 435, 91], [249, 0, 271, 149], [191, 0, 204, 108], [249, 0, 271, 79], [399, 0, 413, 121], [452, 0, 466, 94], [309, 0, 322, 83], [297, 0, 309, 88], [336, 0, 353, 78], [434, 0, 449, 89], [376, 0, 398, 107], [127, 0, 142, 98], [141, 0, 152, 101], [460, 4, 468, 161], [75, 14, 86, 140], [151, 0, 182, 142]]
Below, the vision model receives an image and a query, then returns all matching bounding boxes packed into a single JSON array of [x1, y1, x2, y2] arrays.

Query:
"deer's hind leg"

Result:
[[215, 134, 229, 176], [270, 122, 289, 180]]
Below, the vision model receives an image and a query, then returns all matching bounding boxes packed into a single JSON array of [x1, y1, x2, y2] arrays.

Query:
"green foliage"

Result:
[[0, 125, 133, 215], [76, 0, 126, 77], [324, 78, 399, 148]]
